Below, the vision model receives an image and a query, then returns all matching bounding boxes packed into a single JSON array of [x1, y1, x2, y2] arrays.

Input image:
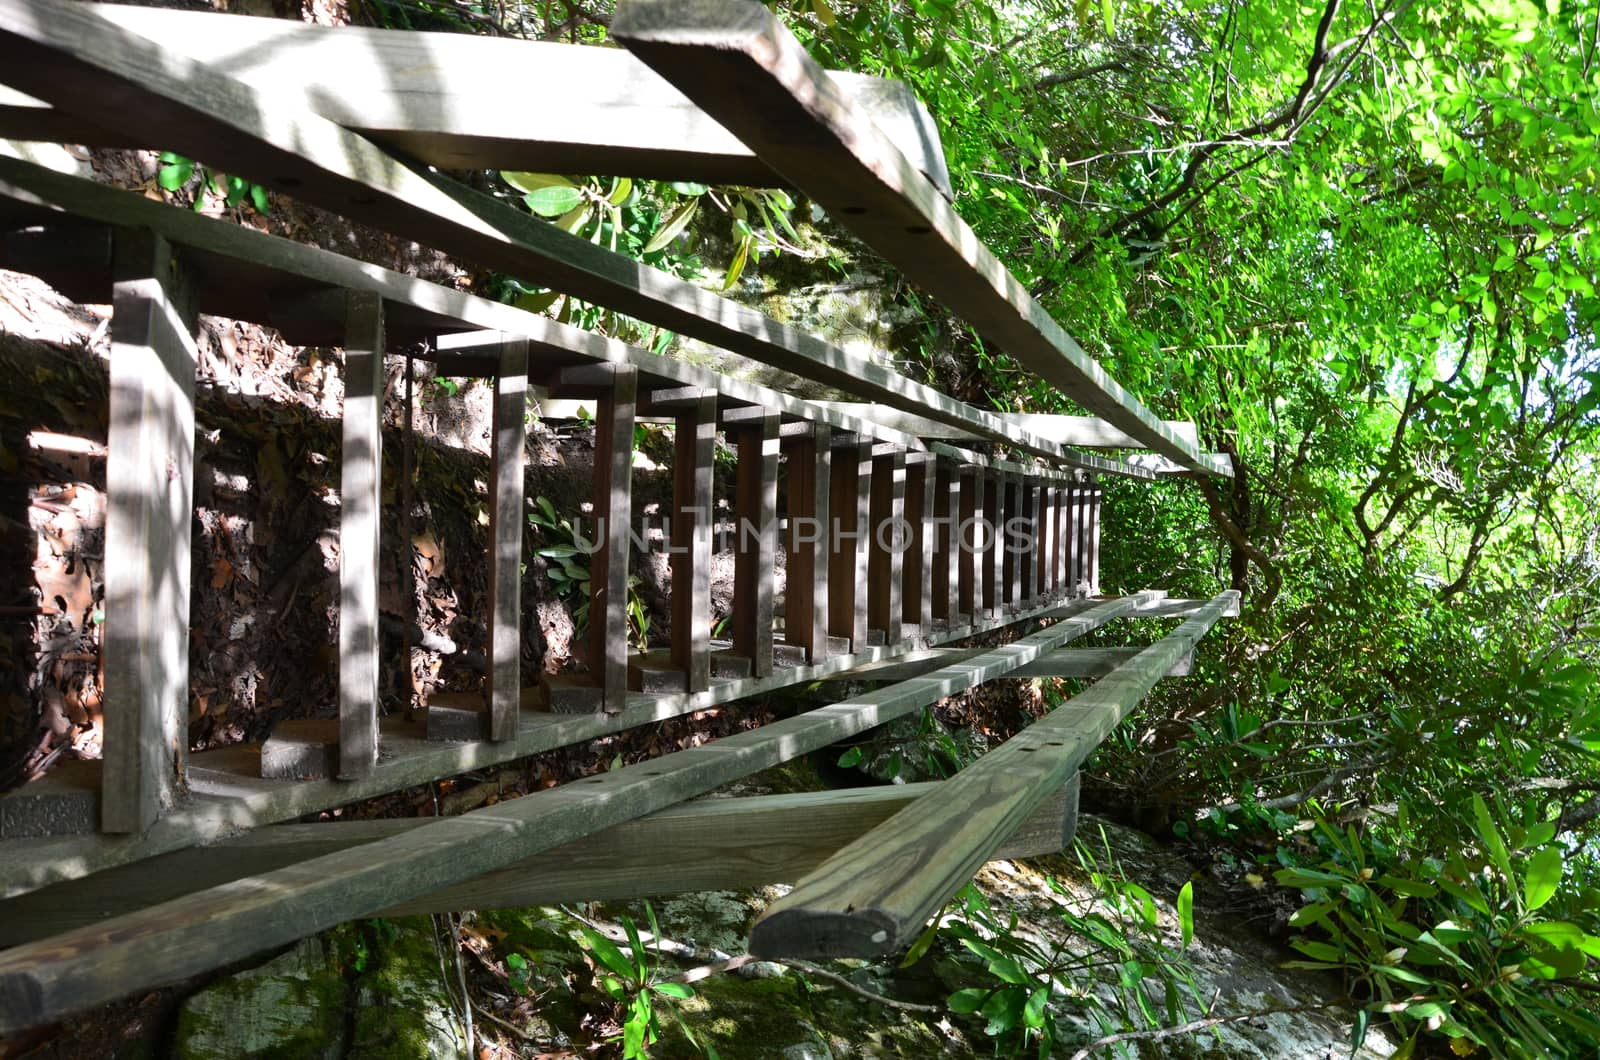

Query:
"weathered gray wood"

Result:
[[1066, 481, 1083, 594], [654, 389, 716, 692], [0, 779, 1076, 943], [611, 0, 1230, 478], [100, 228, 198, 834], [827, 436, 871, 651], [0, 4, 952, 194], [489, 337, 528, 739], [1003, 473, 1023, 614], [0, 142, 922, 457], [1137, 596, 1242, 619], [867, 446, 906, 645], [1088, 482, 1103, 596], [728, 409, 778, 676], [0, 11, 1074, 464], [543, 365, 636, 712], [903, 453, 934, 641], [819, 645, 1194, 683], [781, 424, 831, 662], [337, 292, 384, 774], [1, 584, 1140, 899], [812, 404, 1202, 451], [1040, 485, 1058, 598], [929, 459, 955, 622], [749, 591, 1239, 959], [0, 592, 1148, 1031], [955, 464, 978, 624]]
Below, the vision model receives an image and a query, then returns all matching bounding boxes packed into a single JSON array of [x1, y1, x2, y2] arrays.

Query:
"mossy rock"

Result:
[[345, 917, 466, 1060], [171, 937, 347, 1060]]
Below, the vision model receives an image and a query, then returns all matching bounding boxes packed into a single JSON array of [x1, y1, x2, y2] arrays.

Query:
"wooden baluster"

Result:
[[1087, 479, 1102, 596], [726, 408, 779, 677], [540, 364, 636, 712], [867, 444, 905, 646], [337, 292, 385, 773], [1003, 472, 1022, 615], [903, 453, 933, 644], [1040, 484, 1057, 601], [930, 458, 954, 628], [780, 422, 831, 663], [827, 435, 870, 652], [1031, 479, 1047, 604], [980, 468, 1002, 621], [487, 337, 528, 739], [102, 229, 199, 833]]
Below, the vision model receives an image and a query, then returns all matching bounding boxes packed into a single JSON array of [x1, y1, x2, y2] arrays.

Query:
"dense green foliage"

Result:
[[394, 0, 1600, 1053]]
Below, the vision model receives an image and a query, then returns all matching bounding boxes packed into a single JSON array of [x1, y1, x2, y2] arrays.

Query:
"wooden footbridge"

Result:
[[0, 0, 1237, 1031]]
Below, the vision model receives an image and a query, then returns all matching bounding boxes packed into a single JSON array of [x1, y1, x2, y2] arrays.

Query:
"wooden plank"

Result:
[[0, 10, 1076, 464], [781, 424, 831, 662], [0, 4, 952, 194], [1040, 485, 1057, 599], [728, 410, 778, 676], [1066, 480, 1082, 595], [544, 364, 637, 711], [748, 591, 1239, 959], [657, 390, 716, 692], [100, 228, 198, 834], [1088, 482, 1103, 596], [819, 645, 1194, 683], [954, 464, 978, 624], [0, 594, 1148, 1031], [0, 143, 930, 456], [903, 454, 934, 642], [827, 436, 870, 651], [0, 779, 1077, 943], [1003, 473, 1022, 615], [812, 404, 1202, 450], [929, 459, 954, 622], [337, 291, 384, 774], [866, 445, 906, 645], [489, 337, 528, 740], [611, 1, 1230, 478], [0, 586, 1139, 899]]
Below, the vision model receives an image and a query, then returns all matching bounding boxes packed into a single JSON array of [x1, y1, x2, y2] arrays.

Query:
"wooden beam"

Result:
[[100, 228, 198, 834], [748, 591, 1239, 959], [0, 4, 953, 194], [812, 404, 1201, 451], [0, 779, 1078, 944], [954, 464, 978, 627], [0, 595, 1147, 1032], [827, 436, 871, 652], [611, 1, 1230, 478], [652, 389, 716, 692], [866, 445, 905, 645], [338, 291, 384, 775], [0, 8, 1080, 465], [818, 645, 1195, 683], [728, 409, 778, 676], [903, 453, 934, 643], [781, 424, 831, 663], [1087, 482, 1103, 596], [489, 337, 528, 740]]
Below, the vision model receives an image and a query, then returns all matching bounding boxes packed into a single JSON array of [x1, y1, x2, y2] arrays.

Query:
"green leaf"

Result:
[[503, 171, 574, 194], [644, 198, 699, 254], [526, 185, 585, 218], [948, 988, 987, 1014], [1352, 1009, 1369, 1052], [836, 746, 864, 768], [650, 981, 694, 999], [1470, 794, 1514, 883], [581, 928, 637, 982], [899, 921, 939, 967], [722, 234, 751, 290], [1523, 846, 1562, 910], [1177, 881, 1194, 948], [158, 156, 194, 191], [1022, 985, 1048, 1029]]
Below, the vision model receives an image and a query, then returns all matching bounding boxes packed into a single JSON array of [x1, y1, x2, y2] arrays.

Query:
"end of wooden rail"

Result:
[[749, 906, 901, 960]]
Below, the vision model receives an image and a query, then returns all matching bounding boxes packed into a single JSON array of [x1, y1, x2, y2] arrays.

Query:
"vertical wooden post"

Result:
[[102, 229, 198, 834], [782, 422, 831, 662], [1040, 484, 1057, 600], [1088, 479, 1102, 596], [1030, 479, 1046, 604], [930, 459, 954, 624], [729, 409, 779, 676], [543, 365, 636, 712], [669, 391, 717, 692], [980, 468, 1003, 621], [867, 444, 905, 645], [338, 292, 385, 775], [903, 453, 934, 643], [1069, 477, 1085, 596], [1051, 484, 1066, 598], [486, 337, 527, 739], [1002, 472, 1022, 615], [827, 435, 870, 652]]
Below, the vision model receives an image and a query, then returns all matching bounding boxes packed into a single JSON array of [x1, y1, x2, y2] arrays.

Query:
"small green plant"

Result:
[[504, 951, 532, 995], [157, 151, 270, 214], [529, 496, 650, 650], [574, 904, 720, 1059], [1276, 796, 1600, 1057], [935, 836, 1202, 1058]]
